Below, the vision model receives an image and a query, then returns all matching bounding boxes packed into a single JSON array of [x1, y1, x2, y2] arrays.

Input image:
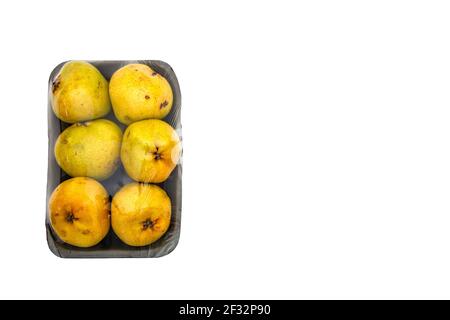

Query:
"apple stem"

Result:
[[142, 219, 154, 230], [153, 152, 162, 160], [152, 146, 162, 160], [65, 213, 79, 224]]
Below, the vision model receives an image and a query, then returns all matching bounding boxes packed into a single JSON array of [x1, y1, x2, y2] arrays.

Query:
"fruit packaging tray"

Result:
[[46, 60, 182, 258]]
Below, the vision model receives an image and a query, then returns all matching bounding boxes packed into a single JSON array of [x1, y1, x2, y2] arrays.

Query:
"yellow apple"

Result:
[[49, 177, 110, 248], [121, 119, 181, 183], [51, 61, 111, 123], [109, 63, 173, 124], [54, 119, 122, 180], [112, 183, 171, 246]]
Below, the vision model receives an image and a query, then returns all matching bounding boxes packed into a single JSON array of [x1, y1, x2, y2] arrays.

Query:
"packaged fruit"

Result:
[[46, 60, 182, 258]]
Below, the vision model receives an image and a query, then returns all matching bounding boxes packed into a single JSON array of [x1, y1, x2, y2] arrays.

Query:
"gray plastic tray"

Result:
[[46, 60, 182, 258]]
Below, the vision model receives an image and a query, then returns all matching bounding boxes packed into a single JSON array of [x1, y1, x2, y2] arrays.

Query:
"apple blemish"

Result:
[[52, 77, 61, 93], [160, 100, 168, 109]]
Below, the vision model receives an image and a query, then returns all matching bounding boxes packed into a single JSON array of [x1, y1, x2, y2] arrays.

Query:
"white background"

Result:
[[0, 0, 450, 299]]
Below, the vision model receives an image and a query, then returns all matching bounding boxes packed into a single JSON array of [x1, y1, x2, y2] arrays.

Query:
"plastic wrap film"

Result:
[[46, 60, 182, 258]]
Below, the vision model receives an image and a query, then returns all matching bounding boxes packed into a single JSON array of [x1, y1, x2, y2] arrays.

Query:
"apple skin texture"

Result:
[[112, 183, 171, 246], [121, 119, 181, 183], [49, 177, 110, 248], [51, 61, 111, 123], [54, 119, 123, 181], [109, 63, 173, 125]]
